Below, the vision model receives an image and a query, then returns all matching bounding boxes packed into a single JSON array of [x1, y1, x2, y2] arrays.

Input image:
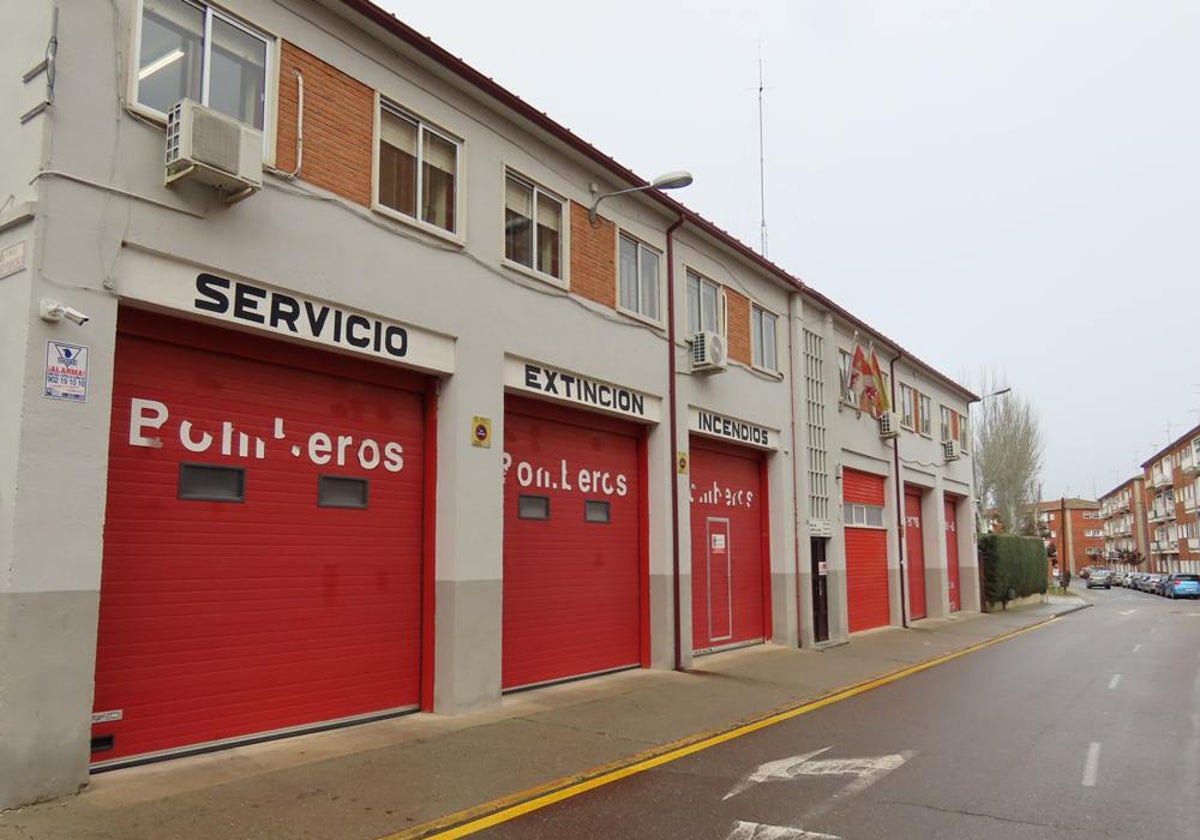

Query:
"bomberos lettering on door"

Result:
[[126, 398, 406, 472]]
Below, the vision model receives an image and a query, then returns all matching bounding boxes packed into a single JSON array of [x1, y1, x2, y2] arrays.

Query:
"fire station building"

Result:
[[0, 0, 978, 806]]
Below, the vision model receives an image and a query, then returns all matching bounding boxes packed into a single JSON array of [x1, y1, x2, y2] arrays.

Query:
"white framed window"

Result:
[[844, 503, 885, 528], [504, 171, 564, 281], [958, 411, 969, 453], [751, 305, 778, 371], [618, 234, 661, 322], [376, 101, 461, 235], [899, 384, 915, 429], [686, 270, 723, 336], [918, 394, 932, 437], [839, 350, 854, 403], [134, 0, 270, 130]]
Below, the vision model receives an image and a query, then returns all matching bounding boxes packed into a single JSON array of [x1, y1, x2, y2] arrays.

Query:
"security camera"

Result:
[[39, 299, 90, 326]]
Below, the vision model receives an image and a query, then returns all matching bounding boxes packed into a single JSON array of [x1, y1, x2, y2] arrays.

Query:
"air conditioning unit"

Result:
[[165, 99, 263, 201], [942, 439, 961, 461], [878, 411, 900, 438], [691, 331, 728, 373]]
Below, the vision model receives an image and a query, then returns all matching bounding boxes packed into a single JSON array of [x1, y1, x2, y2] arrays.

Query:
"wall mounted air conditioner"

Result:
[[691, 331, 728, 373], [878, 411, 900, 439], [942, 439, 962, 461], [165, 99, 263, 202]]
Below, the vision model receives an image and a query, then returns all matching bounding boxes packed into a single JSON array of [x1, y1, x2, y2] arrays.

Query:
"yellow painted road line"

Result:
[[379, 615, 1058, 840]]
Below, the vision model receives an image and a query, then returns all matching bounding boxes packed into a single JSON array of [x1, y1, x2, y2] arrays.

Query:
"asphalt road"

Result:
[[470, 585, 1200, 840]]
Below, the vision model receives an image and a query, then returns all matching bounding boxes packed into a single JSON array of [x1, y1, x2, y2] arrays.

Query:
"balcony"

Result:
[[1148, 472, 1167, 489], [1189, 538, 1200, 552], [1183, 442, 1200, 476], [1112, 496, 1131, 512], [1149, 505, 1176, 523]]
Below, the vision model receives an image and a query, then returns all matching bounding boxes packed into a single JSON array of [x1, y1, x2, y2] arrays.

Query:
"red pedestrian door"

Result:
[[905, 488, 927, 621], [502, 397, 645, 690], [689, 438, 769, 653], [844, 469, 889, 633], [92, 311, 429, 766], [945, 497, 961, 612]]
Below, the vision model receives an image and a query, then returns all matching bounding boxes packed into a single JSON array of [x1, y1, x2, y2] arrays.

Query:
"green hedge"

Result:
[[978, 534, 1047, 609]]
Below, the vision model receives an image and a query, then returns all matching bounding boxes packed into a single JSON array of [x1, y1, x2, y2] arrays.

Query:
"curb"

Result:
[[378, 610, 1075, 840]]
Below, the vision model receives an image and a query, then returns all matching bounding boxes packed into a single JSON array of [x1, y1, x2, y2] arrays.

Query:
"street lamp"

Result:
[[588, 171, 694, 225]]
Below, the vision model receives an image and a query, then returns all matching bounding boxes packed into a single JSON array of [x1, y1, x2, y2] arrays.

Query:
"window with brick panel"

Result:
[[377, 103, 460, 234]]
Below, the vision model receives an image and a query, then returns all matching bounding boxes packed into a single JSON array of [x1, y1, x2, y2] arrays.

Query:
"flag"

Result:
[[852, 345, 879, 416], [870, 348, 891, 415]]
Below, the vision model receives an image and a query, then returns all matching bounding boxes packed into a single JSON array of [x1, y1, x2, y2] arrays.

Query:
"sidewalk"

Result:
[[0, 598, 1087, 840]]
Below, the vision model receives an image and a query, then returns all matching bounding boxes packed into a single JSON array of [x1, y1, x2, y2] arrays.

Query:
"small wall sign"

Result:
[[472, 416, 492, 448], [44, 341, 89, 402], [677, 452, 689, 474], [0, 241, 25, 280]]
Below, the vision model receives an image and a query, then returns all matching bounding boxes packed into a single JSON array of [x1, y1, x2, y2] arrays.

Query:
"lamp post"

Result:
[[588, 171, 694, 225]]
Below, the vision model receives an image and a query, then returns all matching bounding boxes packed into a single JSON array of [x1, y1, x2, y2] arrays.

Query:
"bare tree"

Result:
[[973, 373, 1044, 533]]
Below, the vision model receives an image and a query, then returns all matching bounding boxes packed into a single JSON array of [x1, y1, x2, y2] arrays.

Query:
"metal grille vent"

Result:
[[190, 109, 241, 174]]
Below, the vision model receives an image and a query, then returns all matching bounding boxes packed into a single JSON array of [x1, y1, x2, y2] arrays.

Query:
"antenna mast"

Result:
[[758, 49, 768, 257]]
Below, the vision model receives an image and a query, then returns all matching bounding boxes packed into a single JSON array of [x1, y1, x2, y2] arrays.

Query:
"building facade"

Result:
[[1140, 426, 1200, 574], [1099, 477, 1149, 571], [0, 0, 977, 806], [1036, 499, 1104, 573]]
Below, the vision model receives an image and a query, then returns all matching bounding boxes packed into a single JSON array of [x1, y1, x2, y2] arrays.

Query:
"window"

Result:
[[958, 412, 970, 453], [918, 394, 932, 436], [135, 0, 269, 129], [751, 305, 778, 371], [318, 475, 368, 509], [377, 102, 460, 234], [940, 405, 953, 442], [839, 350, 854, 403], [178, 463, 244, 502], [844, 503, 885, 527], [584, 500, 611, 523], [504, 172, 563, 279], [618, 234, 660, 321], [686, 271, 722, 336], [518, 495, 550, 520], [899, 384, 915, 429]]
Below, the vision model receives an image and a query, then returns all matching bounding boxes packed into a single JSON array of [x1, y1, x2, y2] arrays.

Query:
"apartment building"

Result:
[[1098, 477, 1149, 571], [1035, 499, 1105, 573], [1140, 425, 1200, 574], [0, 0, 978, 805]]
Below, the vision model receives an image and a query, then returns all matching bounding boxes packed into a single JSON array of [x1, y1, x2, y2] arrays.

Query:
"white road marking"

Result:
[[727, 822, 840, 840], [724, 748, 910, 800], [1082, 742, 1102, 787], [1108, 674, 1122, 690], [1119, 609, 1136, 616], [1132, 644, 1142, 653]]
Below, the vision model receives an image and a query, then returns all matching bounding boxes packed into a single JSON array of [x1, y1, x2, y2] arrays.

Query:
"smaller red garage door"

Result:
[[502, 397, 646, 690], [904, 487, 927, 621], [945, 497, 961, 612], [844, 469, 889, 633], [689, 437, 770, 653]]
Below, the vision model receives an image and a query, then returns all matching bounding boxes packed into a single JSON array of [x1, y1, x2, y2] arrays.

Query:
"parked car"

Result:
[[1131, 573, 1151, 592], [1087, 570, 1112, 589], [1163, 574, 1200, 599], [1110, 571, 1125, 587], [1079, 566, 1093, 579], [1147, 573, 1167, 595]]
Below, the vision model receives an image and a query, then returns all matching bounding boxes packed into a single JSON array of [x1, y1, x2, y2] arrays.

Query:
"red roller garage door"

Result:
[[502, 397, 645, 690], [689, 437, 770, 654], [904, 487, 927, 621], [844, 469, 889, 633], [92, 311, 430, 765], [945, 497, 961, 612]]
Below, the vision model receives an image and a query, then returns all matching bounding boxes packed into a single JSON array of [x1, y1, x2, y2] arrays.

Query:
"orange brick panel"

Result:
[[277, 42, 374, 207], [725, 289, 751, 365], [569, 202, 616, 308]]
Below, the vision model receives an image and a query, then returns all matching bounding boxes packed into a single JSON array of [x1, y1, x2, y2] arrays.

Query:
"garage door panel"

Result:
[[689, 439, 767, 653], [945, 498, 961, 612], [94, 324, 426, 763], [844, 469, 889, 634], [905, 489, 927, 621], [503, 402, 642, 689]]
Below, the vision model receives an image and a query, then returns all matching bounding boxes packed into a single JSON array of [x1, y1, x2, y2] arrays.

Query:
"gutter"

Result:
[[665, 215, 686, 669], [889, 351, 908, 628]]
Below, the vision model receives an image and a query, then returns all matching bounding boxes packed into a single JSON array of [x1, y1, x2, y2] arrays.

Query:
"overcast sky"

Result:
[[381, 0, 1200, 500]]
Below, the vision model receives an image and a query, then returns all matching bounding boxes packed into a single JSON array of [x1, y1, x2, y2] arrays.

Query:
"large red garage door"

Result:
[[904, 487, 927, 621], [92, 311, 429, 765], [502, 397, 645, 690], [689, 437, 770, 654], [945, 497, 961, 612], [844, 469, 889, 633]]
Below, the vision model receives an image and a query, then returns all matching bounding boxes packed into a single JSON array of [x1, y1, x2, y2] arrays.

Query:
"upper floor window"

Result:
[[504, 172, 563, 280], [899, 384, 915, 429], [686, 271, 722, 336], [751, 305, 778, 371], [918, 394, 931, 436], [940, 405, 953, 442], [377, 102, 460, 234], [958, 412, 970, 452], [135, 0, 269, 129], [618, 234, 660, 321]]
